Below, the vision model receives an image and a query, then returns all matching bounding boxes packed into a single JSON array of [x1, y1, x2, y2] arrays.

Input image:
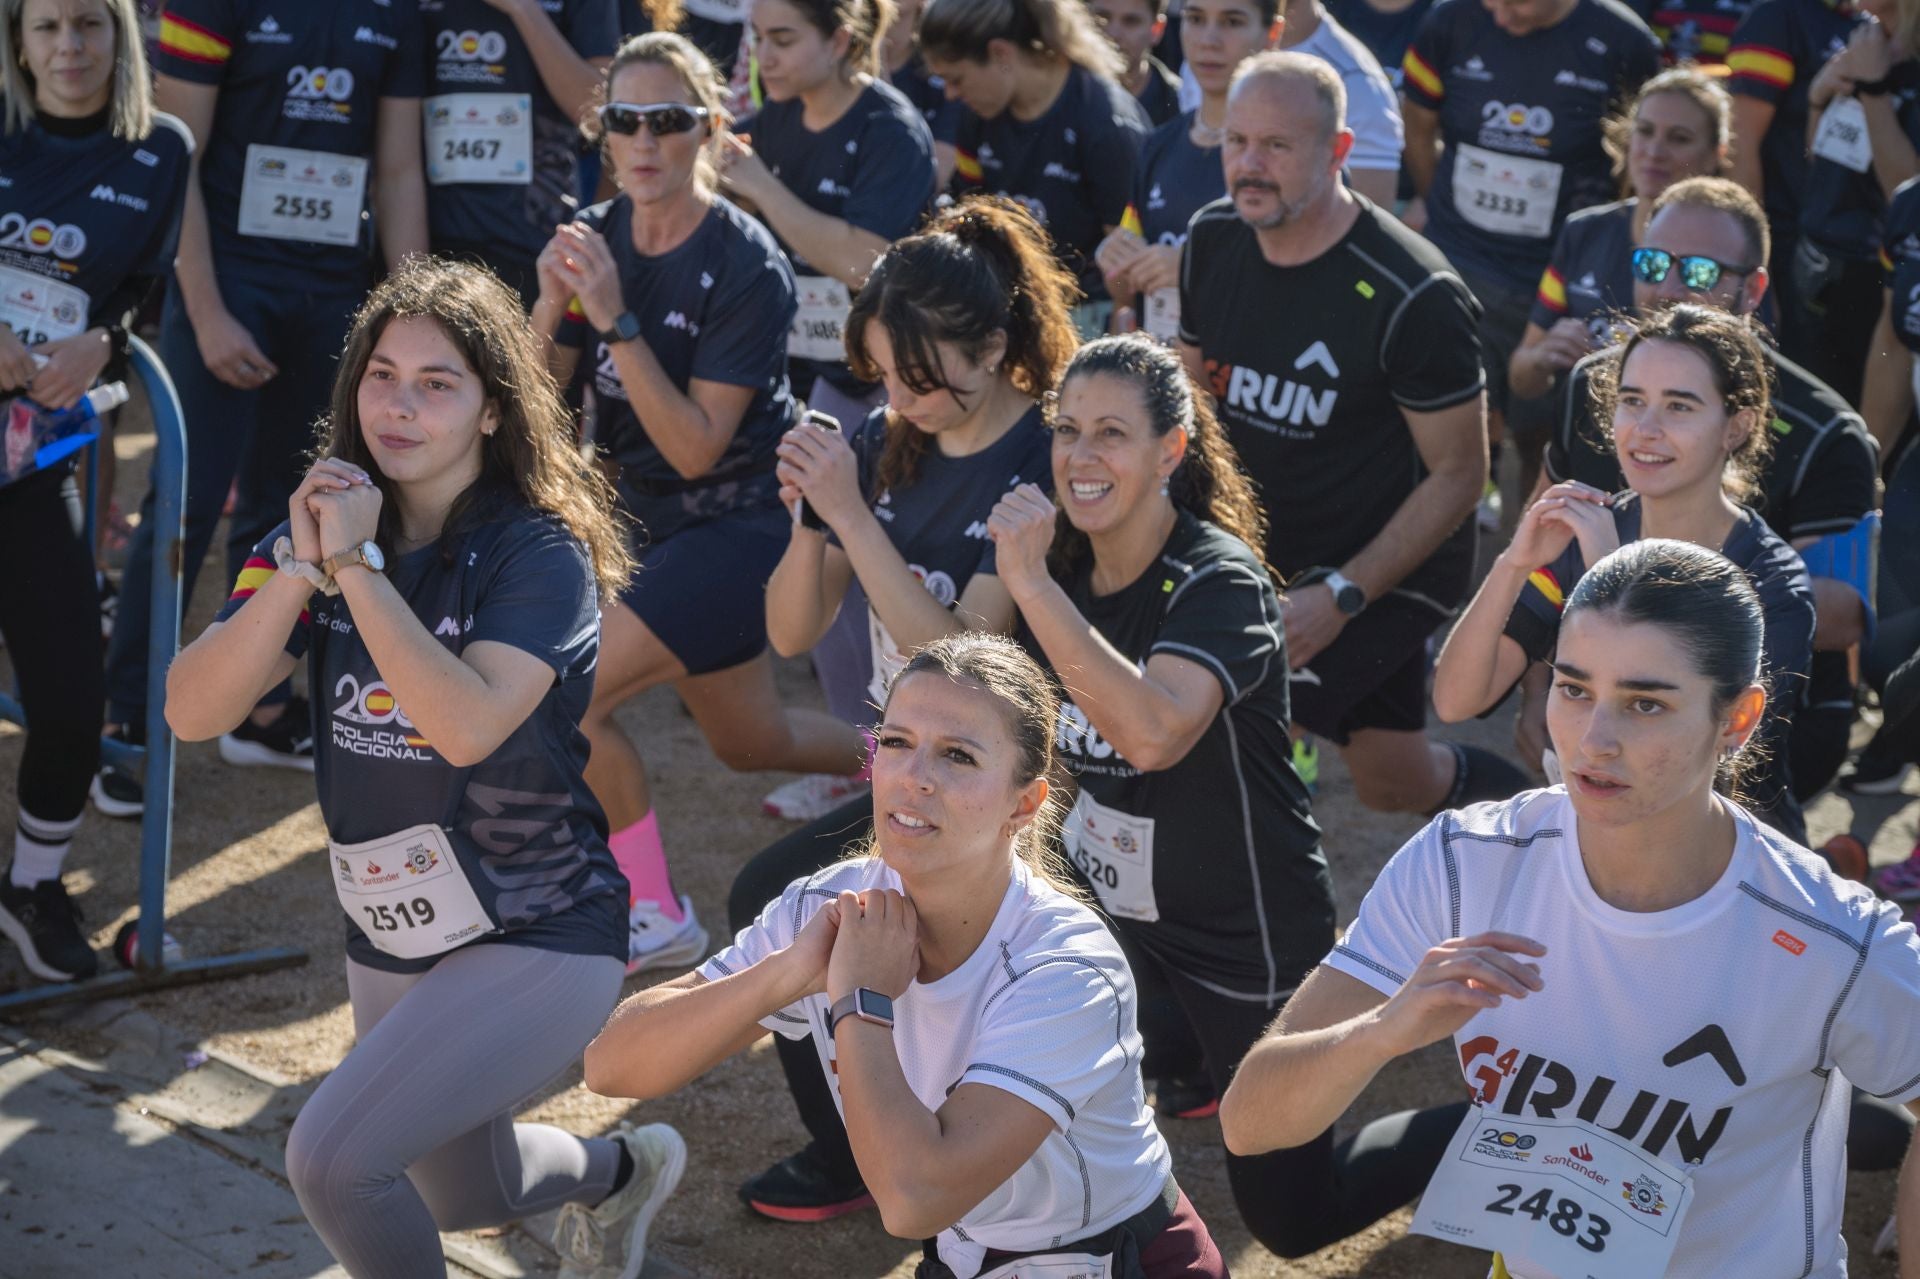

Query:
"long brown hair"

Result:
[[844, 196, 1079, 491], [1047, 334, 1274, 583], [919, 0, 1125, 80], [319, 258, 634, 600]]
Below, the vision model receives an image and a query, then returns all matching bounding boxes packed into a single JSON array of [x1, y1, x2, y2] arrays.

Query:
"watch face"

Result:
[[1335, 585, 1365, 615], [362, 541, 387, 573], [614, 312, 641, 341], [855, 988, 894, 1023]]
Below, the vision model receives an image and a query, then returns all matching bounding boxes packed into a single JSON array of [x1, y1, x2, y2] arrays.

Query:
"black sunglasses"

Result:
[[598, 101, 710, 137], [1630, 247, 1756, 293]]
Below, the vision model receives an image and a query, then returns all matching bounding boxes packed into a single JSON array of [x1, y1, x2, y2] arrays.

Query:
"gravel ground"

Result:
[[1, 408, 1915, 1277]]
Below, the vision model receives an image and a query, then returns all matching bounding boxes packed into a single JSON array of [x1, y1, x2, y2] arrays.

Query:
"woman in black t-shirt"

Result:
[[168, 258, 686, 1279]]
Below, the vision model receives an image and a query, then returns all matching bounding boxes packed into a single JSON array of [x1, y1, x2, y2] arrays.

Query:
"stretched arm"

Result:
[[1862, 290, 1915, 458], [1348, 166, 1399, 206], [766, 526, 857, 656], [1730, 95, 1776, 206], [1509, 319, 1594, 403], [1862, 92, 1920, 201], [166, 580, 305, 740], [1341, 396, 1487, 601], [492, 0, 608, 124], [584, 968, 794, 1099], [374, 96, 430, 270], [1401, 99, 1440, 198]]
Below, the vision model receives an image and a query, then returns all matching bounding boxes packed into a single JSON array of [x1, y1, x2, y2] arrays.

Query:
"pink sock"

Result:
[[609, 811, 683, 922], [854, 729, 877, 783]]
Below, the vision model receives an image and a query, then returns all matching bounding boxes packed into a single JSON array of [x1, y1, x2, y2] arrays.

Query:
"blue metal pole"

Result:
[[130, 335, 183, 972]]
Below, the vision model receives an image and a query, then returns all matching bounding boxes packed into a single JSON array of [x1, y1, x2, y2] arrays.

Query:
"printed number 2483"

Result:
[[1485, 1184, 1612, 1252]]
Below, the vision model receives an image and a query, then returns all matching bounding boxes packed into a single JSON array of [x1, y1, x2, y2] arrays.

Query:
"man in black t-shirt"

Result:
[[1179, 50, 1530, 814], [1544, 176, 1877, 798]]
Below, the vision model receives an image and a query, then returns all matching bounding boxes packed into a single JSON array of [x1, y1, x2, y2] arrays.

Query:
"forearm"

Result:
[[1432, 557, 1532, 721], [1348, 166, 1399, 207], [1402, 107, 1438, 197], [507, 0, 602, 124], [1341, 462, 1482, 600], [765, 528, 840, 656], [584, 961, 803, 1099], [748, 182, 889, 289], [375, 164, 429, 270], [166, 575, 308, 739], [1809, 574, 1866, 650], [607, 340, 730, 477], [172, 174, 228, 324], [1507, 335, 1558, 402], [835, 1020, 967, 1237], [1861, 303, 1914, 457], [1863, 94, 1920, 201], [1219, 1007, 1400, 1156], [838, 512, 968, 650]]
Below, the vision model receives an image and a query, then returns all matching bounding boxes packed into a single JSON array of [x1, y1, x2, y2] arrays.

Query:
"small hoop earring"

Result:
[[1159, 477, 1170, 497]]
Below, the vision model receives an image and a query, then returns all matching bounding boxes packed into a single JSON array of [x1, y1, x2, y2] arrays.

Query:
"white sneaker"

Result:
[[626, 895, 709, 976], [761, 773, 870, 821], [554, 1122, 688, 1279]]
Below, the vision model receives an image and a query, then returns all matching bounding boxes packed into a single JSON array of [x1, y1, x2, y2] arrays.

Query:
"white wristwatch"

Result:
[[273, 537, 339, 596]]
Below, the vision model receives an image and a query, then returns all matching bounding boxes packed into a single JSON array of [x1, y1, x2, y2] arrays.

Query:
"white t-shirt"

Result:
[[1292, 17, 1405, 174], [702, 858, 1172, 1279], [1325, 788, 1920, 1279]]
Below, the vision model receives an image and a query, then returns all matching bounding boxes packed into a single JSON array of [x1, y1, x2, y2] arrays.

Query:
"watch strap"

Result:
[[273, 536, 339, 597]]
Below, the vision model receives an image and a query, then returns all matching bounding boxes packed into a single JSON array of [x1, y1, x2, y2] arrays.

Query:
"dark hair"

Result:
[[320, 258, 635, 600], [1601, 65, 1731, 190], [1585, 303, 1774, 502], [919, 0, 1125, 79], [1047, 335, 1274, 581], [872, 633, 1080, 893], [845, 196, 1080, 490], [1561, 538, 1766, 796], [772, 0, 899, 74], [1648, 174, 1770, 270]]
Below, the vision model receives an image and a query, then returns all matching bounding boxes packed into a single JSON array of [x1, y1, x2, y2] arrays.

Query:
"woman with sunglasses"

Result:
[[1434, 304, 1817, 842], [921, 0, 1152, 337], [536, 32, 868, 974], [1509, 67, 1732, 404]]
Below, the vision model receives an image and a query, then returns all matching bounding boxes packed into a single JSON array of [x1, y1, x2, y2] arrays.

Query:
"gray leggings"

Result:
[[286, 944, 625, 1278]]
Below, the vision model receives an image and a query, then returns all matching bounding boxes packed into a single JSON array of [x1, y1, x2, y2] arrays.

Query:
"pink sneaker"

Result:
[[1874, 845, 1920, 902]]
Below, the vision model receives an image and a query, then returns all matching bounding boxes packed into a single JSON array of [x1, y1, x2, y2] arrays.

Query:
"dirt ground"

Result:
[[2, 401, 1917, 1277]]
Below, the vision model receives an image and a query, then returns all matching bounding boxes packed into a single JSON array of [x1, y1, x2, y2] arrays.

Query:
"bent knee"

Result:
[[285, 1105, 398, 1214]]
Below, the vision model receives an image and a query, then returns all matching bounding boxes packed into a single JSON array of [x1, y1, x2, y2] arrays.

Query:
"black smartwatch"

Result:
[[601, 310, 642, 345], [1324, 569, 1368, 617], [828, 988, 895, 1039]]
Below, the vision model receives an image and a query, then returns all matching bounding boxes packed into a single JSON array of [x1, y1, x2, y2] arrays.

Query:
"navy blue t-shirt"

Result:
[[155, 0, 427, 282], [745, 79, 935, 393], [556, 194, 798, 542], [1883, 175, 1920, 357], [953, 64, 1150, 301], [1727, 0, 1863, 247], [1122, 112, 1222, 340], [420, 0, 619, 264], [1330, 0, 1437, 89], [1528, 197, 1637, 339], [1404, 0, 1660, 287], [216, 503, 629, 974], [890, 52, 962, 146], [0, 112, 191, 343], [1647, 0, 1753, 65], [1135, 55, 1183, 127]]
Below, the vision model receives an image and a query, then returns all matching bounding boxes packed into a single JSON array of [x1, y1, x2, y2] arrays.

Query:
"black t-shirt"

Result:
[[1179, 195, 1485, 608], [1134, 55, 1184, 127], [1403, 0, 1660, 287], [1018, 511, 1334, 999], [1329, 0, 1438, 91], [1727, 0, 1864, 245], [1801, 62, 1920, 262], [217, 504, 629, 974], [1648, 0, 1754, 64], [745, 79, 935, 392], [556, 194, 798, 542], [0, 113, 191, 344], [1882, 174, 1920, 357], [890, 52, 963, 146], [421, 0, 619, 264], [154, 0, 427, 282], [1529, 197, 1637, 339], [1503, 491, 1815, 840], [953, 64, 1150, 301]]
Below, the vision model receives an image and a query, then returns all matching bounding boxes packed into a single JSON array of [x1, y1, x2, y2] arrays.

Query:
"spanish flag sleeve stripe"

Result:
[[1120, 204, 1144, 237], [1882, 248, 1896, 273], [1402, 49, 1443, 100], [955, 149, 983, 182], [1528, 567, 1566, 612], [1537, 266, 1567, 313], [562, 296, 586, 324], [159, 13, 232, 65], [230, 556, 274, 603], [1727, 45, 1794, 89]]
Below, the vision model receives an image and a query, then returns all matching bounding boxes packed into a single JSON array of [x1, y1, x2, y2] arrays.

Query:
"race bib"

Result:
[[1061, 789, 1157, 921], [1812, 97, 1874, 174], [425, 93, 533, 185], [1142, 287, 1180, 343], [1410, 1108, 1694, 1279], [330, 824, 497, 960], [789, 275, 852, 362], [977, 1254, 1112, 1279], [1452, 144, 1562, 240], [0, 264, 89, 344], [867, 607, 909, 709], [683, 0, 749, 21], [238, 144, 368, 247]]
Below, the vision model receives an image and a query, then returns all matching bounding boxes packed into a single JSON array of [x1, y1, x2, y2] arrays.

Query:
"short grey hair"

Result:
[[1228, 49, 1346, 144], [1, 0, 154, 140]]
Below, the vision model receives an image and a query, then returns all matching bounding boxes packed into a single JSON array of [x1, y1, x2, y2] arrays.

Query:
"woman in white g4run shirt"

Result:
[[1222, 537, 1920, 1278]]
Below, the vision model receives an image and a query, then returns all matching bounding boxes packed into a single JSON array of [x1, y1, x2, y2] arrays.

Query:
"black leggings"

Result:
[[729, 801, 1465, 1259], [0, 467, 101, 827]]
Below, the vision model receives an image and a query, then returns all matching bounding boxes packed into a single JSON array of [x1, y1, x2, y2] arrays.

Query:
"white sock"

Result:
[[12, 811, 80, 888]]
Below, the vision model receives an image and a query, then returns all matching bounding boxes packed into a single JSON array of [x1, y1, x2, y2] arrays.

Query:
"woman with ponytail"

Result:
[[921, 0, 1152, 335], [736, 195, 1080, 1219]]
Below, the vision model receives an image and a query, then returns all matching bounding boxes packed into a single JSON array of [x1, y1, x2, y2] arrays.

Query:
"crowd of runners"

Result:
[[4, 0, 1920, 1274]]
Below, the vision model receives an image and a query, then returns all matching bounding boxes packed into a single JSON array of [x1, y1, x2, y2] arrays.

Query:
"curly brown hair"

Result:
[[318, 258, 635, 600]]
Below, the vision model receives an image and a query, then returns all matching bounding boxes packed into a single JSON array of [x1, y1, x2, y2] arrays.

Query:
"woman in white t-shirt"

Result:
[[582, 632, 1226, 1278], [1222, 538, 1920, 1278]]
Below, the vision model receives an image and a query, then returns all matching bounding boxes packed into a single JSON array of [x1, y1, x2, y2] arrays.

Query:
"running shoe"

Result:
[[1152, 1074, 1220, 1121], [0, 870, 98, 982], [626, 895, 709, 976], [1816, 834, 1871, 884], [1874, 844, 1920, 903], [762, 773, 871, 822], [217, 696, 315, 772], [738, 1142, 876, 1222], [553, 1123, 687, 1279], [1837, 743, 1915, 796], [90, 762, 144, 819], [1291, 736, 1320, 796]]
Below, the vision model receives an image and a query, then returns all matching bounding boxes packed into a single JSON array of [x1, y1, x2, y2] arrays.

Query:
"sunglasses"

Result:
[[597, 101, 710, 137], [1630, 247, 1755, 293]]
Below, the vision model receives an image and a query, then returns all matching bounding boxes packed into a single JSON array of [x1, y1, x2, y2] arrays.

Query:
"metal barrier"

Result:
[[0, 335, 306, 1015]]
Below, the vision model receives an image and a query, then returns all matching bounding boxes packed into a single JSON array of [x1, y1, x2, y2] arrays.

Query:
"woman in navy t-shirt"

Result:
[[168, 258, 688, 1279], [535, 33, 869, 973]]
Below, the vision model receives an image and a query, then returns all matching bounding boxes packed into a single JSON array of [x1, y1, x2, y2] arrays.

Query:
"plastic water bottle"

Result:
[[1, 380, 129, 487]]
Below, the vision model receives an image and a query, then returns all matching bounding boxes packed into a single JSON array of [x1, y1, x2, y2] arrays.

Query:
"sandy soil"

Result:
[[2, 403, 1916, 1277]]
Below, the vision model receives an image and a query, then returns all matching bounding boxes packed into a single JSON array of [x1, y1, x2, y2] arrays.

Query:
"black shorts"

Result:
[[619, 504, 789, 676], [1287, 592, 1448, 744]]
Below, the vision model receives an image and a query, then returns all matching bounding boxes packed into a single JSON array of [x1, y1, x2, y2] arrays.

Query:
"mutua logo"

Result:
[[89, 184, 150, 211], [355, 25, 398, 48]]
